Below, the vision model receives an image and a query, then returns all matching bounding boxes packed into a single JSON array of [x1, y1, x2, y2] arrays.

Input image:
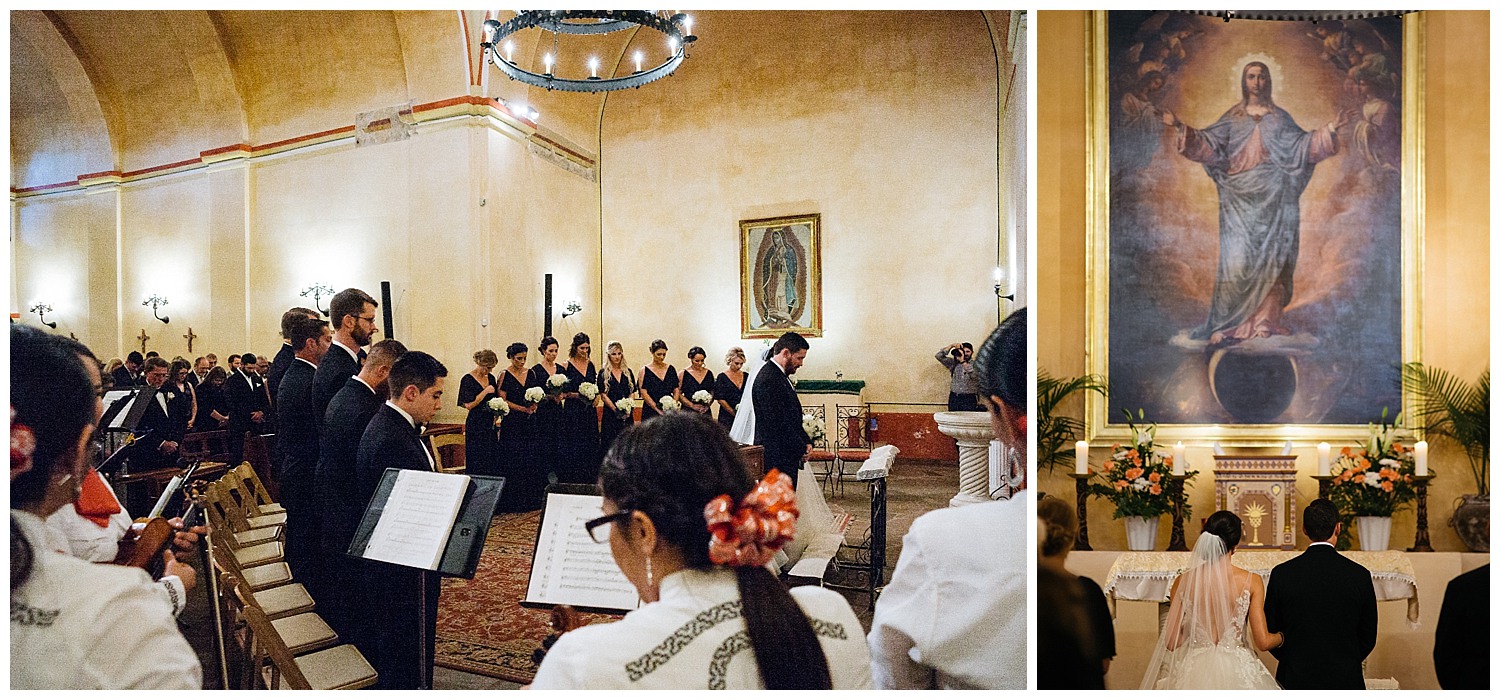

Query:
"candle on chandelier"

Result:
[[1414, 440, 1428, 477], [589, 56, 599, 78], [543, 53, 554, 74], [682, 14, 693, 35], [1075, 440, 1088, 475], [634, 50, 643, 73], [669, 36, 680, 54], [504, 40, 514, 63], [1317, 442, 1331, 477], [1172, 441, 1186, 477]]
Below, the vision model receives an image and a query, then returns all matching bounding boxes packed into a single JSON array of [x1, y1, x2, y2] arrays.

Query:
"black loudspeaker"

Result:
[[381, 281, 394, 340], [544, 273, 553, 339]]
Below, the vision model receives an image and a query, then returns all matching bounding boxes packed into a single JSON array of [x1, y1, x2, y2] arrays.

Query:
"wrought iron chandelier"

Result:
[[481, 11, 698, 93]]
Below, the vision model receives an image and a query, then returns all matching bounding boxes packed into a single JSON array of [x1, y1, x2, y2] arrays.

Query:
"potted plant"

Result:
[[1037, 370, 1109, 473], [1403, 363, 1489, 552], [1326, 412, 1421, 551], [1087, 409, 1195, 550]]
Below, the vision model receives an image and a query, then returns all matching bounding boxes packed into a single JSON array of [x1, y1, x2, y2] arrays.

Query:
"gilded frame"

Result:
[[1085, 11, 1424, 445], [739, 213, 823, 339]]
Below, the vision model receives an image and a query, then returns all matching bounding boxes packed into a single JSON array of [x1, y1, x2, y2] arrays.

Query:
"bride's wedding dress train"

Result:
[[1151, 591, 1280, 689]]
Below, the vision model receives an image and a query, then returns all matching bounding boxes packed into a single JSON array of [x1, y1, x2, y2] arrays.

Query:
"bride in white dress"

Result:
[[1140, 510, 1284, 690]]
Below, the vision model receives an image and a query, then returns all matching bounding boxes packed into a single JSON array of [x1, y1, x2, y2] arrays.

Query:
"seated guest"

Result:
[[10, 325, 202, 689], [867, 308, 1028, 689], [532, 413, 872, 689], [1434, 560, 1489, 689], [1038, 495, 1114, 677]]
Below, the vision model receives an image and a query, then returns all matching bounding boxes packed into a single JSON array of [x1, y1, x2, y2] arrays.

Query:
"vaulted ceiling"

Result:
[[11, 10, 1016, 192]]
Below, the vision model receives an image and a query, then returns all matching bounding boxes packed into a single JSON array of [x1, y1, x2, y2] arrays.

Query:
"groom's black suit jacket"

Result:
[[751, 359, 810, 484], [1264, 543, 1378, 689]]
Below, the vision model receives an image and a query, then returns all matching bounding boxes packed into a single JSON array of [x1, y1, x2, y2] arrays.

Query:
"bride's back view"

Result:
[[1140, 511, 1284, 690]]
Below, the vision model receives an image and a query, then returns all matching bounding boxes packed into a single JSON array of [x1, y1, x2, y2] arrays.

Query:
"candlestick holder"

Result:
[[1408, 473, 1435, 552], [1070, 472, 1093, 551], [1166, 473, 1189, 551], [1312, 474, 1335, 500]]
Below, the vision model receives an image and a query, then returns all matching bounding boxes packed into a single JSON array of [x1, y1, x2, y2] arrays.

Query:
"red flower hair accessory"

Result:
[[704, 469, 799, 568], [11, 407, 37, 480]]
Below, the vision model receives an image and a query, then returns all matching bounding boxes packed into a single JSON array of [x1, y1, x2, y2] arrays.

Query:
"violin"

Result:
[[531, 605, 584, 666], [112, 476, 205, 578]]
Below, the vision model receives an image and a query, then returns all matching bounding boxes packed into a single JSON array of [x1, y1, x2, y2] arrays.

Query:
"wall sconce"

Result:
[[993, 267, 1014, 302], [29, 303, 57, 329], [142, 294, 170, 324], [301, 283, 335, 317], [561, 300, 583, 319]]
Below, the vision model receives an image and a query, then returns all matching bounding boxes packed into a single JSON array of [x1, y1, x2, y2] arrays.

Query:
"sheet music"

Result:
[[104, 391, 137, 429], [362, 470, 471, 570], [525, 492, 641, 611]]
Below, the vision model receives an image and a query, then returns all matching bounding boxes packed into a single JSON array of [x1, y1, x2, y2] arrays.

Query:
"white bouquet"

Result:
[[524, 387, 546, 404], [691, 389, 713, 405], [579, 382, 600, 401], [546, 372, 568, 391], [615, 397, 636, 418], [486, 397, 510, 417], [659, 396, 682, 412], [802, 412, 825, 442]]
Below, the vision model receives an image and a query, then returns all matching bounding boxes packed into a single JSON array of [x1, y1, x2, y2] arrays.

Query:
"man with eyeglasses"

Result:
[[133, 356, 185, 472], [314, 287, 380, 425]]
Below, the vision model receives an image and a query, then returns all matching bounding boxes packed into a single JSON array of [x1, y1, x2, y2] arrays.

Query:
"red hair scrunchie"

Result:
[[704, 469, 799, 568]]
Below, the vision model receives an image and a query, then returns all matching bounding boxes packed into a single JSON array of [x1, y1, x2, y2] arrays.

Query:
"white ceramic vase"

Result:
[[1356, 515, 1392, 551], [1124, 515, 1159, 551]]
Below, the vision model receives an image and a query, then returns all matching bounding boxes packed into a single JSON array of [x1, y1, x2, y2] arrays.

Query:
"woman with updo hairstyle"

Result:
[[714, 347, 747, 432], [638, 338, 679, 421], [1037, 495, 1115, 676], [496, 341, 543, 512], [527, 336, 565, 484], [1140, 509, 1283, 689], [530, 413, 872, 689], [558, 332, 601, 484], [678, 346, 715, 416], [598, 341, 637, 456], [10, 325, 202, 688], [458, 349, 502, 479]]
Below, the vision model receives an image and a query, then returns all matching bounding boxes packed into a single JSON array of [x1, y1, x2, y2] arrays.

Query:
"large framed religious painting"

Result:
[[740, 214, 823, 339], [1085, 11, 1423, 444]]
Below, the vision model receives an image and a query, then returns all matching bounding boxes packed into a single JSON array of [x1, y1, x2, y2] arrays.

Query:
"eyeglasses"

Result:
[[356, 315, 376, 323], [583, 510, 634, 543]]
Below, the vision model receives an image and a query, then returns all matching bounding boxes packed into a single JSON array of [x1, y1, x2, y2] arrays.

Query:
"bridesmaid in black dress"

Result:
[[679, 346, 716, 419], [496, 342, 542, 512], [639, 339, 679, 421], [599, 340, 637, 456], [527, 336, 564, 484], [714, 346, 747, 433], [457, 349, 501, 478], [558, 332, 600, 484]]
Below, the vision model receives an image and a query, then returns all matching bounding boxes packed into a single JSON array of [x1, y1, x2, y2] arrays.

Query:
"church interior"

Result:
[[10, 10, 1025, 689], [1038, 10, 1488, 690]]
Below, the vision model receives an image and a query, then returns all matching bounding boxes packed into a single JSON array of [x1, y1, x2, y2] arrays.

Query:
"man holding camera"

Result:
[[935, 342, 978, 412]]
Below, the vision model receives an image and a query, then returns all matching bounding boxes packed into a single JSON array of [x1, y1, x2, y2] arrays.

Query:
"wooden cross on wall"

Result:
[[183, 327, 198, 353], [137, 328, 150, 354]]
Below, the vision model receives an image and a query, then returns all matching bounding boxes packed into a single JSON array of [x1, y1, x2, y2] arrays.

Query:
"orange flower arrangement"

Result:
[[1328, 417, 1421, 518], [1087, 409, 1195, 520]]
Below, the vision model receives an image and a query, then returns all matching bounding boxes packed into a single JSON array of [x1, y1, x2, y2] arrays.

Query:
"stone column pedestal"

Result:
[[934, 411, 996, 507]]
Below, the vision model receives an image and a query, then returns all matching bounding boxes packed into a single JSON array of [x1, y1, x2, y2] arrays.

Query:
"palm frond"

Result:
[[1403, 362, 1489, 495]]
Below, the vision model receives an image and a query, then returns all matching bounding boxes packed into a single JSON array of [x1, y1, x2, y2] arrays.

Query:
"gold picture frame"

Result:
[[1084, 11, 1424, 445], [740, 213, 823, 339]]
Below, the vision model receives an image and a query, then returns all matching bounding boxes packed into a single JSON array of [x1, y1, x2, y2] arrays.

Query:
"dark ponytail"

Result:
[[600, 413, 832, 689]]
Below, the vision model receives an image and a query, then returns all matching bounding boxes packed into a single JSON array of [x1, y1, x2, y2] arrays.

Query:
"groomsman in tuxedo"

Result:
[[132, 357, 184, 472], [1433, 561, 1489, 689], [268, 307, 320, 401], [751, 331, 812, 487], [225, 351, 269, 466], [1264, 498, 1378, 689], [274, 315, 332, 601], [315, 338, 406, 642], [314, 288, 379, 424], [113, 351, 145, 387], [354, 350, 446, 690]]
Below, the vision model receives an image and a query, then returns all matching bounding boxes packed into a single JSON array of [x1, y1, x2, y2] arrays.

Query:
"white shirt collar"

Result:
[[295, 357, 318, 370], [1309, 541, 1336, 548], [385, 400, 418, 429], [354, 375, 377, 393], [334, 338, 361, 362]]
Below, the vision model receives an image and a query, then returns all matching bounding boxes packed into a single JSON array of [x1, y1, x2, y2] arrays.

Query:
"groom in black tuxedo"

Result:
[[752, 331, 812, 487], [354, 350, 446, 690], [1264, 498, 1378, 689]]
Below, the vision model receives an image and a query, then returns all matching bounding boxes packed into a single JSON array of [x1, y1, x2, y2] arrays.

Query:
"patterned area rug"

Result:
[[436, 510, 620, 684]]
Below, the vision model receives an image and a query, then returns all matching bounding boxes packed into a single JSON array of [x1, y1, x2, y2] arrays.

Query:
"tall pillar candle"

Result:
[[1317, 442, 1331, 476], [1076, 440, 1089, 474], [1172, 442, 1186, 476], [1414, 441, 1428, 476]]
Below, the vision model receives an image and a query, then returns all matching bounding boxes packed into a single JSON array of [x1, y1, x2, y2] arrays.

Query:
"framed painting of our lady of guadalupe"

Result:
[[740, 214, 823, 339], [1085, 11, 1423, 444]]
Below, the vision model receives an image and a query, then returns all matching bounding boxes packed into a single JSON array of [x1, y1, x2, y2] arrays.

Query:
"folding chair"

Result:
[[204, 480, 282, 546], [431, 433, 466, 473], [801, 405, 837, 495], [832, 405, 874, 497], [242, 602, 377, 689], [210, 545, 314, 620]]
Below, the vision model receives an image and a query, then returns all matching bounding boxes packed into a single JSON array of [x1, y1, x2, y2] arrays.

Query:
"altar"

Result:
[[1066, 550, 1490, 690]]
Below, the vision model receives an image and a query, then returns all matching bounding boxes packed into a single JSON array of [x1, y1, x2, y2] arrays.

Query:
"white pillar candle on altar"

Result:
[[1415, 441, 1428, 476], [1172, 442, 1186, 476], [1075, 440, 1089, 474], [1317, 442, 1331, 476]]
